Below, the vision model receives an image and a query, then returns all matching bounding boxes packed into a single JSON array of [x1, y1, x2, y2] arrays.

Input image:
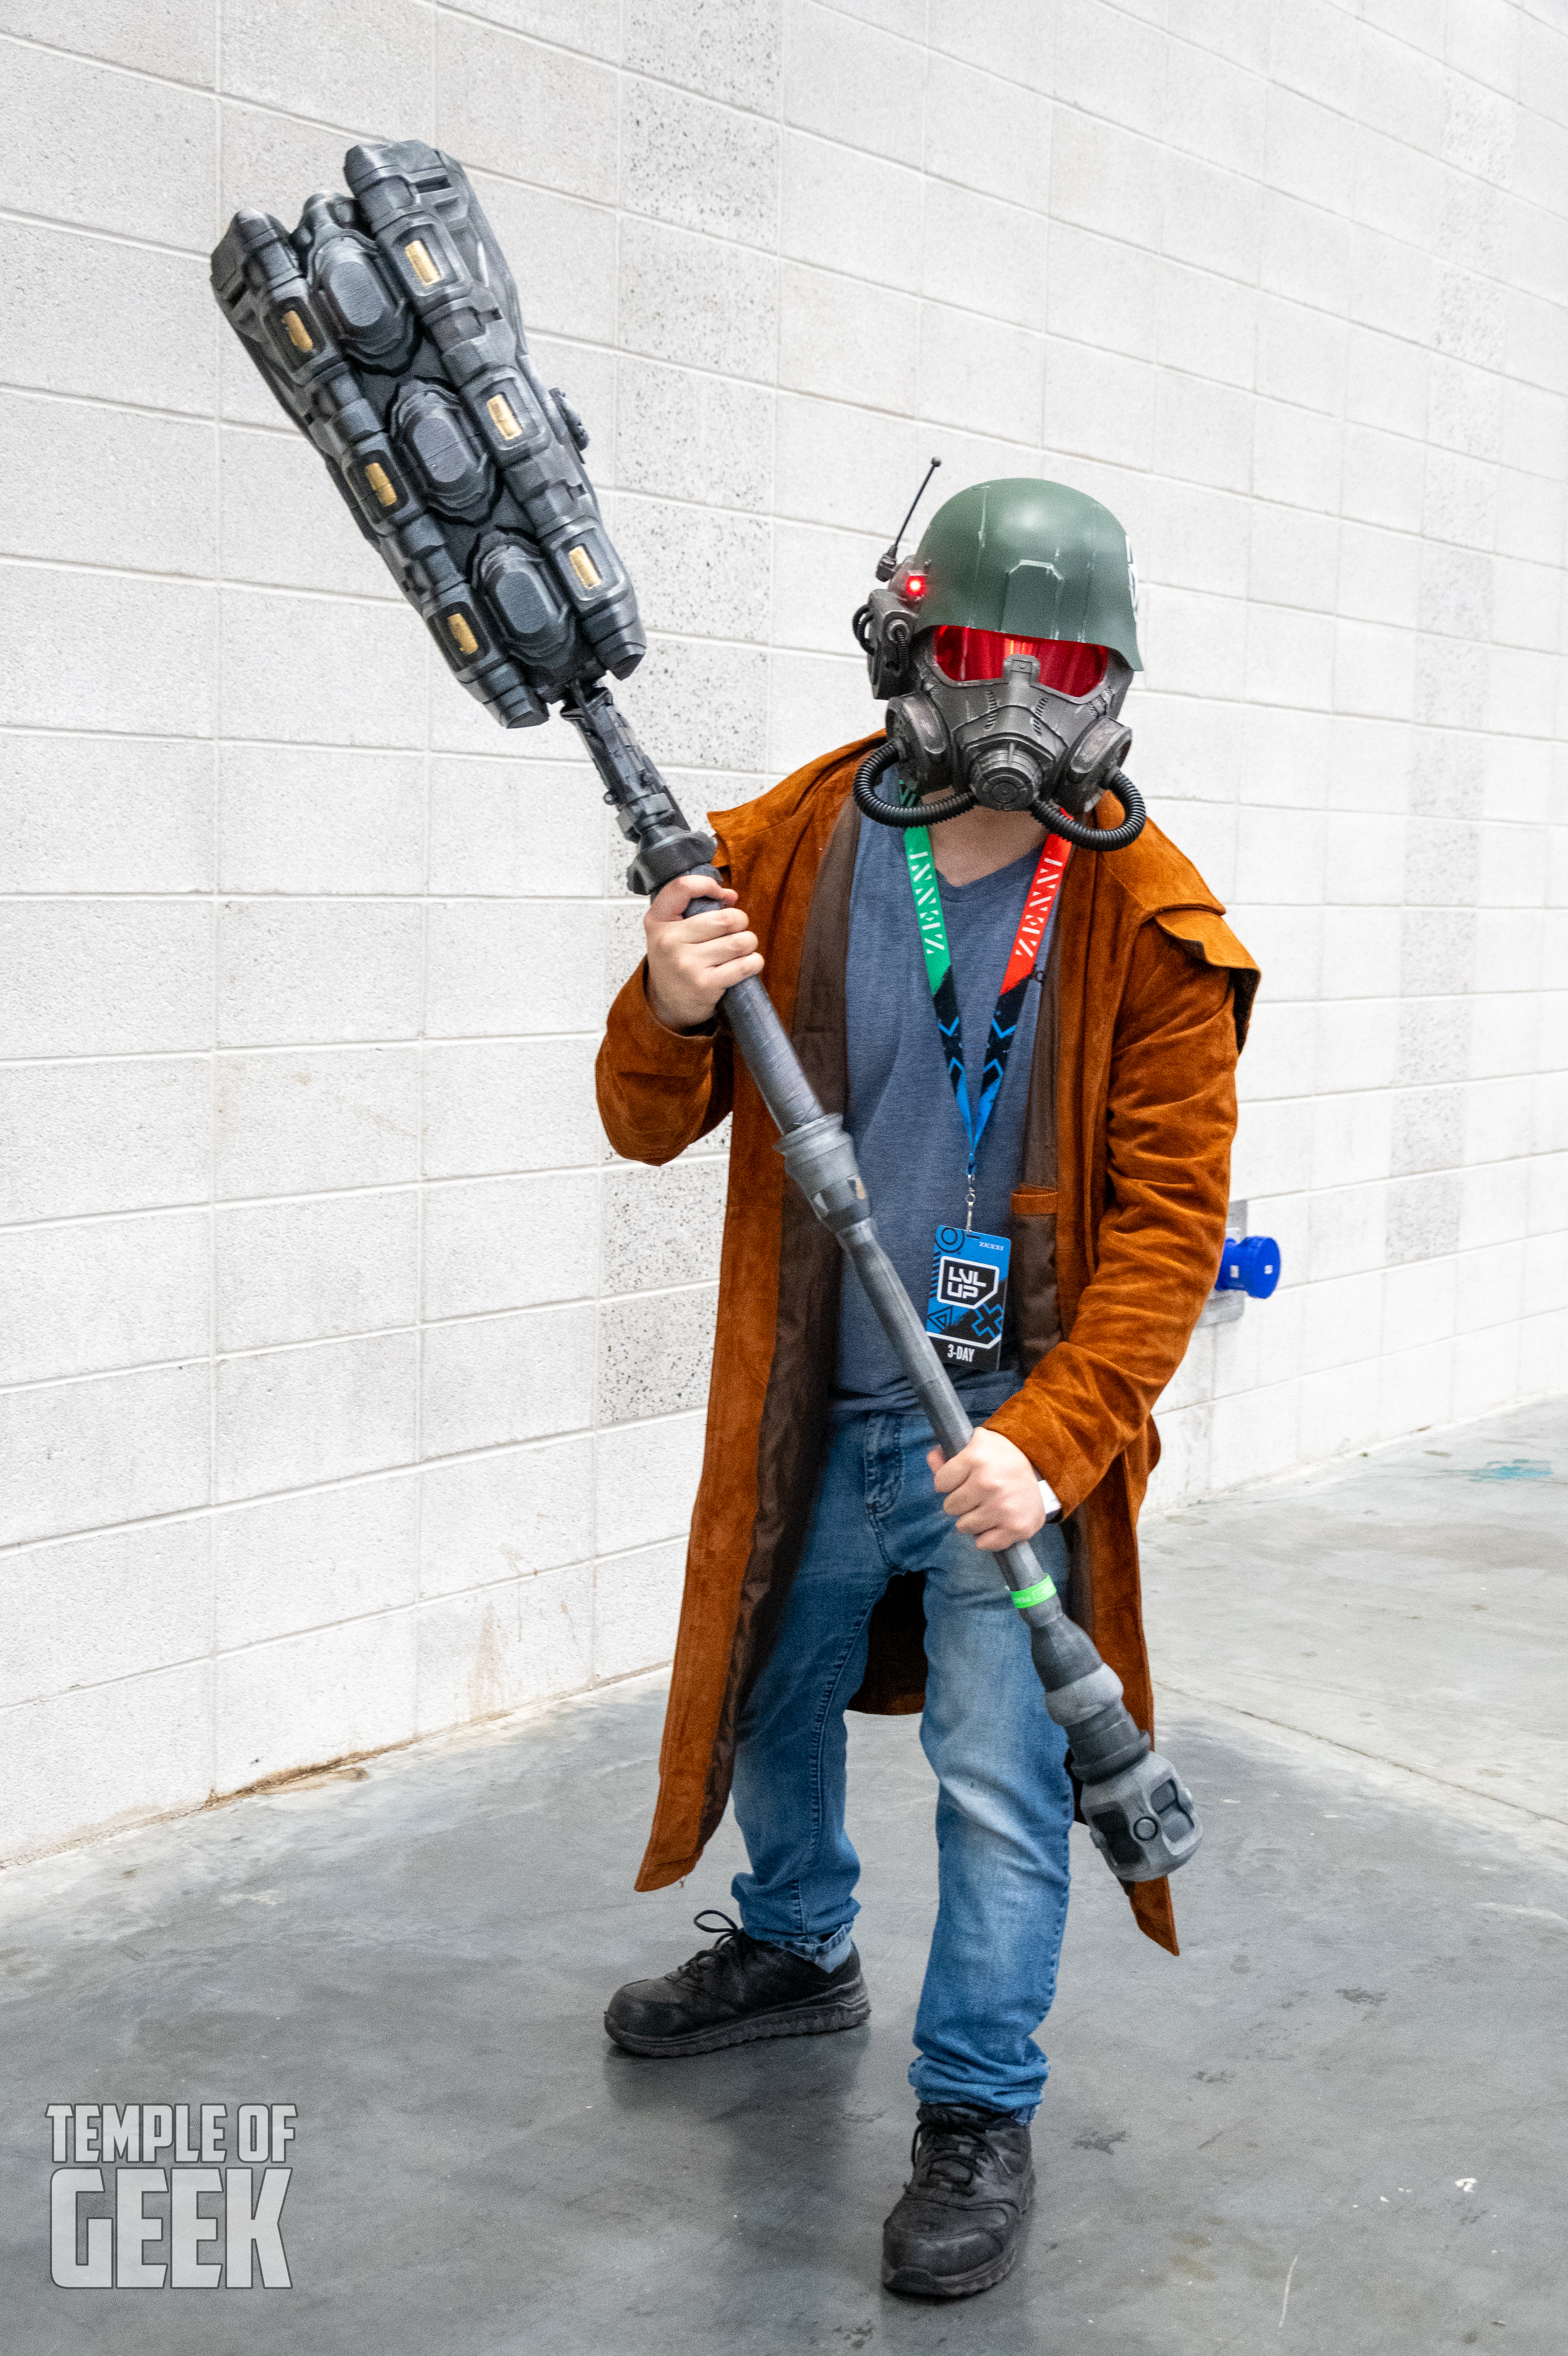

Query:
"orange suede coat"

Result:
[[596, 737, 1259, 1955]]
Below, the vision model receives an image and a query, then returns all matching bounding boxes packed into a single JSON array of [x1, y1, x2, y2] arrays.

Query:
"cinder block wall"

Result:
[[1, 0, 1564, 1864]]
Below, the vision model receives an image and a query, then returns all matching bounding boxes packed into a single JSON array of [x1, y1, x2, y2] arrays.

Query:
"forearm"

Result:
[[595, 963, 734, 1166], [990, 1245, 1224, 1512]]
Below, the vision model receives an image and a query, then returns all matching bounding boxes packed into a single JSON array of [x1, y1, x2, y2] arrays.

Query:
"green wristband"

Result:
[[1009, 1576, 1057, 1610]]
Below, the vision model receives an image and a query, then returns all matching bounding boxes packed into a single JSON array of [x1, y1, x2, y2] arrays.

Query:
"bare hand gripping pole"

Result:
[[213, 141, 1200, 1888]]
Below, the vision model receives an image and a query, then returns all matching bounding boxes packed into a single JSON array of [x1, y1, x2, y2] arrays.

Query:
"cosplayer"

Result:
[[598, 476, 1258, 2298], [209, 142, 1258, 2303]]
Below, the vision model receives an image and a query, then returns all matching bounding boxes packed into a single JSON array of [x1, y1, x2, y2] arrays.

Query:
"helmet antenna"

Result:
[[875, 457, 942, 582]]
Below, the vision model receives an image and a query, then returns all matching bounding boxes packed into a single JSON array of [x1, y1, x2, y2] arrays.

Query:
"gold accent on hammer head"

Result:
[[405, 239, 439, 286], [448, 612, 479, 656], [364, 461, 397, 508], [281, 308, 313, 352], [568, 545, 603, 591], [486, 394, 522, 441]]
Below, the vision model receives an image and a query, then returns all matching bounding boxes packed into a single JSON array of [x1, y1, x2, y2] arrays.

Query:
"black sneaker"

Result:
[[604, 1910, 870, 2058], [881, 2102, 1035, 2300]]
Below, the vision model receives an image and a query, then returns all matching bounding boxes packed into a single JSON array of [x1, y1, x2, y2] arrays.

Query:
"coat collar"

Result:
[[709, 738, 1260, 1050]]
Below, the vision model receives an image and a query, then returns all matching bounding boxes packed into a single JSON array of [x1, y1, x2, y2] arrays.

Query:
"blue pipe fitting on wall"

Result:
[[1214, 1235, 1281, 1300]]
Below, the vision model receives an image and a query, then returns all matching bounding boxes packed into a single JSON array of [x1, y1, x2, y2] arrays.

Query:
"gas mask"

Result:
[[850, 475, 1148, 851]]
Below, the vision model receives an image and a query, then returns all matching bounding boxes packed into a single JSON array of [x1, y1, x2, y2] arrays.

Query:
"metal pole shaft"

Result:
[[585, 705, 1202, 1885]]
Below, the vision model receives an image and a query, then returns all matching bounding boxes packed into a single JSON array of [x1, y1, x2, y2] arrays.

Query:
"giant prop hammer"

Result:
[[212, 140, 1201, 1887]]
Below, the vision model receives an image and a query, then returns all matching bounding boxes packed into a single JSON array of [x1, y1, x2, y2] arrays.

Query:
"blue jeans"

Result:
[[729, 1389, 1073, 2120]]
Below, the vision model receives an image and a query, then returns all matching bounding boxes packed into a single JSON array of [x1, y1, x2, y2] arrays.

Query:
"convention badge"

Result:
[[925, 1225, 1010, 1373]]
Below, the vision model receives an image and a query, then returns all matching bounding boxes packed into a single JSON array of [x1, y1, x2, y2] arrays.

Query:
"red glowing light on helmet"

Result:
[[931, 626, 1108, 697], [901, 571, 928, 601]]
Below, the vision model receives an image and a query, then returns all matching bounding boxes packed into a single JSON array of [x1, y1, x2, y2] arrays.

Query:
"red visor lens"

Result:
[[931, 627, 1109, 696]]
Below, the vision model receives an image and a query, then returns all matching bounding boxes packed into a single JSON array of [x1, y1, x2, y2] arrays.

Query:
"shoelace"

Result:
[[908, 2119, 988, 2194], [671, 1908, 750, 1985]]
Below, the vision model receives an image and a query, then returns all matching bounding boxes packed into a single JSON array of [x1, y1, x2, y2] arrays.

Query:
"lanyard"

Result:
[[902, 824, 1071, 1227]]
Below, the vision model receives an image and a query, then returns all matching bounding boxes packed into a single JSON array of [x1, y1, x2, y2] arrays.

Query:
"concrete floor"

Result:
[[2, 1398, 1564, 2353]]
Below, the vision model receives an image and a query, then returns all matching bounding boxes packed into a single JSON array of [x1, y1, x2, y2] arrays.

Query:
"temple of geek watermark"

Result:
[[47, 2102, 294, 2289]]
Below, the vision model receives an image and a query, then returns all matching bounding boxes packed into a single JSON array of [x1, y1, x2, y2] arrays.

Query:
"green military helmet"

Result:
[[852, 470, 1150, 850], [902, 477, 1142, 671]]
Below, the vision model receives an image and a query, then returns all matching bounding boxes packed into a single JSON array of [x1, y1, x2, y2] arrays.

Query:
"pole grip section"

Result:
[[721, 972, 828, 1139], [669, 875, 826, 1136]]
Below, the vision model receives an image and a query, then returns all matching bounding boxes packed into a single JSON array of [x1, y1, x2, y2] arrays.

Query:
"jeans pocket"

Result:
[[862, 1412, 904, 1520]]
